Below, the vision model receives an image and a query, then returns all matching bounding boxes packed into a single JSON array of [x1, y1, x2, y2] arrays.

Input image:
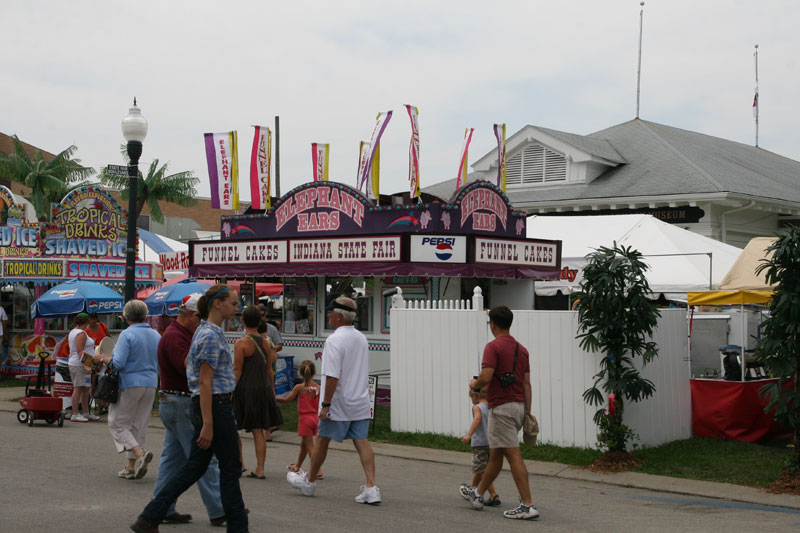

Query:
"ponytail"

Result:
[[199, 283, 229, 319], [299, 360, 316, 386]]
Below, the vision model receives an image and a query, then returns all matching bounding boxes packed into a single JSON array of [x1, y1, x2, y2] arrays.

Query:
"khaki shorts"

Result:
[[68, 365, 89, 387], [488, 401, 524, 448], [471, 446, 490, 474]]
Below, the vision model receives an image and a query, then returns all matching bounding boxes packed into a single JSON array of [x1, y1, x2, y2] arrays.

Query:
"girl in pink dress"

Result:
[[276, 360, 323, 478]]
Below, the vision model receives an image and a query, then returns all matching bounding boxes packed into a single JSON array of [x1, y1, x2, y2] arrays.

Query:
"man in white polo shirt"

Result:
[[287, 295, 381, 504]]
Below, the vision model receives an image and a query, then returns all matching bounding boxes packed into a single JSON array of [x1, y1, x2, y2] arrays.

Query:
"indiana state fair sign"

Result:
[[45, 187, 131, 259]]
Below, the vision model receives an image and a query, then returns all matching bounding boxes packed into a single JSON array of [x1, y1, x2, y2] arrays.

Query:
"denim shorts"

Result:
[[318, 419, 369, 442]]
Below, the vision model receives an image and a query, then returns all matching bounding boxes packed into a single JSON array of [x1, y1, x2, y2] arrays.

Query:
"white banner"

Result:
[[405, 105, 420, 198], [290, 236, 401, 263], [474, 237, 558, 267], [193, 241, 287, 265], [250, 126, 271, 210], [158, 251, 189, 271], [409, 235, 467, 263]]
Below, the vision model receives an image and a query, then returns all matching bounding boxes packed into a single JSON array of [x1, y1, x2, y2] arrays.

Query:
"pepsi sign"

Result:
[[410, 235, 466, 263]]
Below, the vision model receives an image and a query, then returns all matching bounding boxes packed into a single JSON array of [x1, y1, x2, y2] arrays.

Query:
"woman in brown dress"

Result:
[[233, 306, 282, 478]]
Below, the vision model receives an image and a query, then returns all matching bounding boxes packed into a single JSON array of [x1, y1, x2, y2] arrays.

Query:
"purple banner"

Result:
[[221, 180, 526, 240], [204, 133, 220, 209]]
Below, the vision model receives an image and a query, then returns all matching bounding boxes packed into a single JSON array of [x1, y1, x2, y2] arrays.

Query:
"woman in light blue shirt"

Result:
[[95, 299, 160, 480]]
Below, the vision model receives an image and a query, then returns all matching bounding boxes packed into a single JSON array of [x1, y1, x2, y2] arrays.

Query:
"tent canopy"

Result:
[[687, 290, 772, 306], [527, 214, 743, 299], [138, 229, 188, 263], [718, 236, 776, 291]]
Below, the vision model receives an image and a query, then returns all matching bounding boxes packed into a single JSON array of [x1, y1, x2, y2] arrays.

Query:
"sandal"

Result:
[[246, 471, 266, 479], [117, 468, 135, 480], [485, 495, 502, 506]]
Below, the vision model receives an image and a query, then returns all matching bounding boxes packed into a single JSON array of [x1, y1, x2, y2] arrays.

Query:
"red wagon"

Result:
[[17, 352, 65, 428]]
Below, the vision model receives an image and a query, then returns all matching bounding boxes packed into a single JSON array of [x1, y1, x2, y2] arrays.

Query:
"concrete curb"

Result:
[[3, 385, 798, 511]]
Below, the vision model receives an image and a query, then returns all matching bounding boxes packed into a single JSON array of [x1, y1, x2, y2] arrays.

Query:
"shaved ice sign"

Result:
[[44, 187, 131, 259]]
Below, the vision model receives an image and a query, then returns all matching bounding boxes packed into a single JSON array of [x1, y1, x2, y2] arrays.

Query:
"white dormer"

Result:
[[472, 125, 625, 188]]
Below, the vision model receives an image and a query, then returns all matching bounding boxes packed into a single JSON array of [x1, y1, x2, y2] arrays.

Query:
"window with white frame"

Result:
[[506, 143, 567, 185]]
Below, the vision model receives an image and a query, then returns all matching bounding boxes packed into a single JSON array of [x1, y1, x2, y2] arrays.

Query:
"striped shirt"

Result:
[[187, 320, 236, 396]]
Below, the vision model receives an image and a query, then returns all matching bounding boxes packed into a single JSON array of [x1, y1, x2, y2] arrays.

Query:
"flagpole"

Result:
[[274, 116, 281, 198], [754, 44, 759, 147], [636, 1, 645, 119]]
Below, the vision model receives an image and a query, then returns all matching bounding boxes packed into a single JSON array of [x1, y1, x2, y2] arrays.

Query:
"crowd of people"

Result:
[[58, 284, 538, 531]]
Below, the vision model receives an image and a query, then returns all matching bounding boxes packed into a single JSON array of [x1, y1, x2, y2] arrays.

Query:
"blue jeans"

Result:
[[153, 393, 224, 519], [139, 396, 248, 532]]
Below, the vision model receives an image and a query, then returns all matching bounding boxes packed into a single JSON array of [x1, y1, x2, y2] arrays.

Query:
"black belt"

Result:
[[212, 392, 233, 400], [160, 390, 191, 397], [189, 392, 234, 401]]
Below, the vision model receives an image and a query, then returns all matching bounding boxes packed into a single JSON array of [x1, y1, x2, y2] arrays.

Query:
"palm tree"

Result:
[[99, 150, 199, 223], [0, 135, 94, 221]]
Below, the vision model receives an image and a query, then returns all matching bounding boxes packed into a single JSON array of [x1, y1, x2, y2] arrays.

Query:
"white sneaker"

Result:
[[287, 470, 316, 496], [459, 483, 473, 500], [469, 487, 484, 510], [86, 413, 101, 421], [503, 503, 539, 520], [355, 485, 381, 505], [70, 414, 88, 423], [134, 450, 154, 479]]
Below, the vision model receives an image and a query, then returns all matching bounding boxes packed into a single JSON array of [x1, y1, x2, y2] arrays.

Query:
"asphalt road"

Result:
[[1, 412, 798, 532]]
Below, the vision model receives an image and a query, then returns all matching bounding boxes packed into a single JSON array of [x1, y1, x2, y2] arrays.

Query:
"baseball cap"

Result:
[[181, 293, 203, 312]]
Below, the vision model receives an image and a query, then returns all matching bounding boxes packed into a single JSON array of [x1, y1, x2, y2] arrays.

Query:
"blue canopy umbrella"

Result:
[[31, 278, 124, 318], [144, 278, 212, 316]]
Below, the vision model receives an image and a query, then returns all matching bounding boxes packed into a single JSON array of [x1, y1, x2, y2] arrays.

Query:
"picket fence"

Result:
[[389, 288, 691, 448]]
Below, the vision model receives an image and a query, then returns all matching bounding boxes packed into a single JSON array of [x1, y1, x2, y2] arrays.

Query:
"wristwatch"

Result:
[[322, 402, 331, 408]]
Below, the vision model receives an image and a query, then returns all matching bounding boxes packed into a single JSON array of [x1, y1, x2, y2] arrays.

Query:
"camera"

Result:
[[498, 373, 517, 387]]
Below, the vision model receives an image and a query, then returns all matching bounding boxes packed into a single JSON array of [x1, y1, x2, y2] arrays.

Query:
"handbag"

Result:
[[95, 365, 120, 403], [523, 413, 539, 446]]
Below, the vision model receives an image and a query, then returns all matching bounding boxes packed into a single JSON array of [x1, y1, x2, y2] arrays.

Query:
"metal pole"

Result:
[[124, 140, 142, 303], [274, 116, 281, 198], [636, 2, 645, 119], [754, 44, 759, 147]]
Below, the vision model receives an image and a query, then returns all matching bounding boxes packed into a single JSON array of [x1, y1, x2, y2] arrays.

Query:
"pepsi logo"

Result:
[[435, 243, 453, 260], [89, 300, 97, 308], [168, 303, 180, 312]]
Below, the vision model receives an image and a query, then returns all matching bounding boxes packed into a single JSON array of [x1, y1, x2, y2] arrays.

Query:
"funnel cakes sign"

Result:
[[221, 180, 526, 240]]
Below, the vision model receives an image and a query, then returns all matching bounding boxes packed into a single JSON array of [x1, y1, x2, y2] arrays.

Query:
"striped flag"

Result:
[[493, 123, 507, 192], [405, 105, 420, 198], [204, 131, 239, 210], [360, 111, 392, 200], [312, 143, 330, 181], [357, 141, 370, 186], [250, 126, 271, 210], [456, 128, 474, 189]]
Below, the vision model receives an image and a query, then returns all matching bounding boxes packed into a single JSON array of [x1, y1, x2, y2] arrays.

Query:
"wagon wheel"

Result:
[[17, 409, 28, 424], [27, 411, 34, 427], [57, 412, 65, 427]]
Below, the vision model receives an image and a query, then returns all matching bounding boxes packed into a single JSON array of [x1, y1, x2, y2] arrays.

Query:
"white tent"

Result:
[[137, 229, 188, 263], [527, 214, 742, 300]]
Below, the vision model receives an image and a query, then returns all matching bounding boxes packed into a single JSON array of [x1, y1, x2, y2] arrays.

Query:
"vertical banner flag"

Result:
[[311, 143, 330, 181], [250, 126, 272, 209], [357, 141, 370, 186], [405, 105, 420, 198], [359, 111, 393, 200], [204, 131, 239, 210], [493, 123, 507, 192], [456, 128, 474, 189], [371, 143, 380, 200], [752, 85, 759, 118]]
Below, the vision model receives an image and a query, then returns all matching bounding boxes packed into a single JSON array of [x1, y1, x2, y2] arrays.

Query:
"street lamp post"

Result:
[[121, 99, 148, 303]]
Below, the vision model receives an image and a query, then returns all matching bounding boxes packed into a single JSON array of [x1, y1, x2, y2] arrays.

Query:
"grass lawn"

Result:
[[276, 402, 790, 487]]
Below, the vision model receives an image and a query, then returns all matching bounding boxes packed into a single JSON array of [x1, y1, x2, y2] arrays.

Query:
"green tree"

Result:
[[99, 152, 199, 223], [755, 228, 800, 467], [573, 244, 661, 452], [0, 135, 94, 221]]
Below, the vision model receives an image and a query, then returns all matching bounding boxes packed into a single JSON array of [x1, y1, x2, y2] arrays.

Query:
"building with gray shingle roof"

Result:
[[424, 119, 800, 248]]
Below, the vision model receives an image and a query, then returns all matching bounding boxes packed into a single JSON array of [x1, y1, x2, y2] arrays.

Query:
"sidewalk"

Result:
[[3, 383, 798, 511]]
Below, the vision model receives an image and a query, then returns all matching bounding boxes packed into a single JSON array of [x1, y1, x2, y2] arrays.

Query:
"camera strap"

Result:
[[494, 340, 519, 382]]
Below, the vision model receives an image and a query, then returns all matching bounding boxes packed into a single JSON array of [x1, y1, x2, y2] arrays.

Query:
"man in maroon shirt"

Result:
[[465, 305, 538, 520], [151, 294, 226, 526]]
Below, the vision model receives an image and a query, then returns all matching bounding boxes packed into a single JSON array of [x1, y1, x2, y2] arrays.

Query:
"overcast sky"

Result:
[[2, 1, 797, 204]]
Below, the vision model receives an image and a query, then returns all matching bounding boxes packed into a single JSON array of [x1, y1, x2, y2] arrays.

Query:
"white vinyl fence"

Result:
[[390, 290, 691, 448]]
